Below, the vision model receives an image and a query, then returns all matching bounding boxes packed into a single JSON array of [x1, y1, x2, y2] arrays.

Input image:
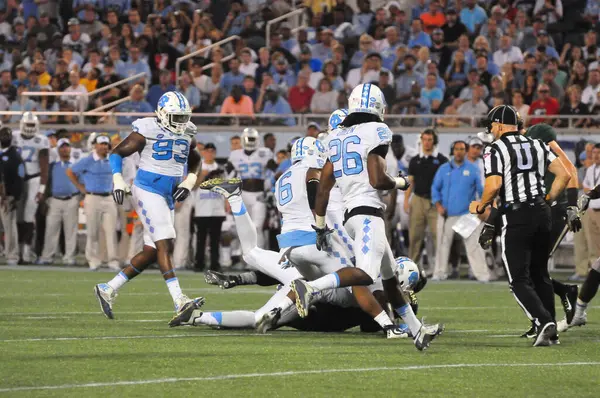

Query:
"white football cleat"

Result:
[[169, 296, 205, 327], [94, 283, 117, 319]]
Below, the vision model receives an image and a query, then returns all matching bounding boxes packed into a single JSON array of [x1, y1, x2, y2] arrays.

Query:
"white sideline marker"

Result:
[[1, 362, 599, 393]]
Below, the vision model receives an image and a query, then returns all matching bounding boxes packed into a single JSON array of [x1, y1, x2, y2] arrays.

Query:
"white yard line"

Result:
[[1, 362, 598, 393], [0, 332, 269, 343]]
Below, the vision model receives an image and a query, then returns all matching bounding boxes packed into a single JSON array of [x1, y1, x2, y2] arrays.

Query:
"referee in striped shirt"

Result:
[[469, 105, 571, 347]]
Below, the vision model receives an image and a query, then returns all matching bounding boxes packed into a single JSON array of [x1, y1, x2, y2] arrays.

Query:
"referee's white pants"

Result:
[[40, 197, 80, 263], [241, 191, 266, 248], [84, 195, 119, 269], [344, 215, 398, 281], [433, 215, 491, 282]]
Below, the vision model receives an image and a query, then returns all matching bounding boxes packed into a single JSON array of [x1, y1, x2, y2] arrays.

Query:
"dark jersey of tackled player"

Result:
[[526, 124, 566, 205]]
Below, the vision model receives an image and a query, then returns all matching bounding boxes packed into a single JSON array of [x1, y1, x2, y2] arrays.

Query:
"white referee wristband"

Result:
[[38, 184, 46, 194], [315, 215, 326, 229], [179, 173, 198, 190], [394, 177, 408, 190]]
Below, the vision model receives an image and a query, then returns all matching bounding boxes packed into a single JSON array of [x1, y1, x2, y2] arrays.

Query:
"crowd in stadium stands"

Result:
[[0, 0, 599, 127]]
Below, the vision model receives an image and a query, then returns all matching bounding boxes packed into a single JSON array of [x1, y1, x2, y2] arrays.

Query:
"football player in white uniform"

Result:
[[94, 91, 204, 326], [13, 112, 50, 263], [226, 128, 277, 248], [292, 83, 444, 350]]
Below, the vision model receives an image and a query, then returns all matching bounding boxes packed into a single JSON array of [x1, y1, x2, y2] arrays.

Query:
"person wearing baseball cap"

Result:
[[67, 133, 120, 270], [38, 136, 81, 266], [470, 104, 571, 346]]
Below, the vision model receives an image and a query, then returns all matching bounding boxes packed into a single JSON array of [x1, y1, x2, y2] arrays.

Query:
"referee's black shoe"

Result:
[[533, 322, 557, 347], [520, 324, 537, 339]]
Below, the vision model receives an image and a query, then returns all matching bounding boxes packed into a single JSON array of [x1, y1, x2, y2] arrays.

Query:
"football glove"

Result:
[[479, 222, 495, 250], [112, 173, 130, 205], [173, 174, 197, 202], [311, 224, 333, 251], [578, 194, 591, 213], [566, 206, 582, 232], [394, 172, 410, 191]]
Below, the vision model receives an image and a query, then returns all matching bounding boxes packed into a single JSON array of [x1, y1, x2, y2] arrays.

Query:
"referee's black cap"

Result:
[[486, 105, 519, 126]]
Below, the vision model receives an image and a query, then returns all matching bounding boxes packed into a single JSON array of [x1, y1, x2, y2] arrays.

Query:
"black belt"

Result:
[[24, 173, 40, 181], [502, 195, 546, 212], [52, 195, 77, 200], [343, 206, 384, 225], [86, 192, 111, 197]]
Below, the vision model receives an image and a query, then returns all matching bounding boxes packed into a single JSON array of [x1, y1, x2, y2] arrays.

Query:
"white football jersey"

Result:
[[12, 132, 50, 176], [229, 147, 273, 180], [275, 161, 313, 234], [132, 117, 194, 177], [326, 122, 393, 212]]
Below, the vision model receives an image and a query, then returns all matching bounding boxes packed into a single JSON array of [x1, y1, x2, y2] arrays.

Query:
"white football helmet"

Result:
[[20, 112, 40, 138], [291, 136, 327, 169], [241, 128, 259, 151], [328, 108, 348, 132], [347, 83, 386, 121], [395, 256, 420, 291], [155, 91, 192, 135]]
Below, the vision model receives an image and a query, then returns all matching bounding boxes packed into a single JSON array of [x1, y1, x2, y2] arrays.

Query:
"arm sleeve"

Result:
[[306, 178, 319, 210], [483, 147, 502, 177]]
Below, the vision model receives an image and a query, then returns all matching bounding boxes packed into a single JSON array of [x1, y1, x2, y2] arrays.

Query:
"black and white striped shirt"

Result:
[[483, 132, 557, 204]]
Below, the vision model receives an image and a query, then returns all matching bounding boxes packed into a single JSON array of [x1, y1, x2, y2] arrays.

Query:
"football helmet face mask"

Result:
[[241, 128, 259, 151], [20, 112, 40, 139], [155, 91, 192, 135]]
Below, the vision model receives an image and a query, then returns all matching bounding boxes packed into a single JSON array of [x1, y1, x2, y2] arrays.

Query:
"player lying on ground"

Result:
[[94, 91, 204, 326], [193, 137, 416, 339], [559, 183, 600, 332], [291, 85, 444, 350], [187, 258, 419, 334]]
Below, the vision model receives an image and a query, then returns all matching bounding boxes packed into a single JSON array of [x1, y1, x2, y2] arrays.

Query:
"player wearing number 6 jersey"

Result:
[[94, 91, 205, 326]]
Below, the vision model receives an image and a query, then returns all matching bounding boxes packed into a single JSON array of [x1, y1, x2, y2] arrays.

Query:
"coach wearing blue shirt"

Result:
[[66, 135, 120, 271], [39, 139, 81, 266], [430, 140, 491, 282]]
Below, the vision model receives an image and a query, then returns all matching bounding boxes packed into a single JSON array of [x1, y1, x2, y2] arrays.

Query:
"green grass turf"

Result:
[[0, 267, 598, 397]]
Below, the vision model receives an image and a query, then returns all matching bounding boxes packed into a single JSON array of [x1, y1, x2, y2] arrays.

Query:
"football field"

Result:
[[1, 267, 598, 397]]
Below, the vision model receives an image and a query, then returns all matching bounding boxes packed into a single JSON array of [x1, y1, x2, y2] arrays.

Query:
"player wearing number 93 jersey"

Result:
[[94, 91, 205, 327]]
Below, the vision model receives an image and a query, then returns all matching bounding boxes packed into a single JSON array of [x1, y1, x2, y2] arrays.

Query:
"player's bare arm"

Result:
[[546, 157, 571, 203], [367, 145, 410, 191], [36, 148, 49, 202], [109, 132, 146, 205], [314, 160, 335, 219]]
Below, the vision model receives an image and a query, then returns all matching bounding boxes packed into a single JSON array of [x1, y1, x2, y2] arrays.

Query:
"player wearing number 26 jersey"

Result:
[[94, 91, 205, 327]]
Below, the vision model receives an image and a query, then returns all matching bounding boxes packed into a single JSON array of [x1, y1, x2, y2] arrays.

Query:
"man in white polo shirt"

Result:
[[193, 143, 227, 272]]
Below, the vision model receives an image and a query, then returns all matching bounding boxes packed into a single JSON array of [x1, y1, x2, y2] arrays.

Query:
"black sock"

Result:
[[551, 278, 568, 297], [579, 269, 600, 303], [255, 271, 280, 286]]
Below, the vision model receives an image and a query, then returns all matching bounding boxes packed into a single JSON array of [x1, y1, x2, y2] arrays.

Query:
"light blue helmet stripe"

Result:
[[174, 92, 185, 110]]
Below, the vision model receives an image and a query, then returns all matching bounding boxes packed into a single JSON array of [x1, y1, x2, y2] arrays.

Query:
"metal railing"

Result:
[[201, 53, 237, 72], [266, 8, 306, 49], [175, 35, 240, 87], [88, 72, 148, 96], [0, 112, 598, 133]]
